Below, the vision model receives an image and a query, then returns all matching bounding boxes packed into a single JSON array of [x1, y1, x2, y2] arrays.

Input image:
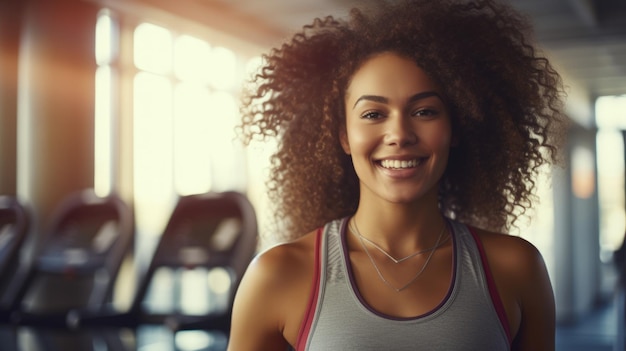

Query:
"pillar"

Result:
[[0, 0, 23, 196], [17, 0, 98, 241]]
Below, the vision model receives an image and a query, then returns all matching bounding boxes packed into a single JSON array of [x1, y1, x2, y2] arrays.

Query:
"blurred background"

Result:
[[0, 0, 625, 350]]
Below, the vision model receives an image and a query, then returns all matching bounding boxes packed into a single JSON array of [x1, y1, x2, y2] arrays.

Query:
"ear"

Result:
[[339, 126, 351, 155]]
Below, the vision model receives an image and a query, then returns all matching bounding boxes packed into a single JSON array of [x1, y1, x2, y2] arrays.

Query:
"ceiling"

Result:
[[510, 0, 626, 99], [197, 0, 626, 102]]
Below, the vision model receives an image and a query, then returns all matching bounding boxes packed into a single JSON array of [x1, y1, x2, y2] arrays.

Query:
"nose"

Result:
[[385, 115, 417, 147]]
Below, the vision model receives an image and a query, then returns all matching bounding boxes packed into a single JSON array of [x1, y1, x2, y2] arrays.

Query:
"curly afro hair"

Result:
[[239, 0, 568, 241]]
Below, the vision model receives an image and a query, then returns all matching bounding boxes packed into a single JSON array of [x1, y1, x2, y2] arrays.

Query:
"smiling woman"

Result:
[[341, 53, 453, 207], [229, 0, 568, 350]]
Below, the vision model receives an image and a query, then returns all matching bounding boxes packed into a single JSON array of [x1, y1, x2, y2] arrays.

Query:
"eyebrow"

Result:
[[352, 91, 442, 109]]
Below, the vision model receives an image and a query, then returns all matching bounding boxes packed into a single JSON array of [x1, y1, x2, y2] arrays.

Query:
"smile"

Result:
[[379, 159, 422, 169]]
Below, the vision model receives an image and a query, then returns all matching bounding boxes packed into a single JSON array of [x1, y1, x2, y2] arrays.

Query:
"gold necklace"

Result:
[[351, 220, 448, 263], [349, 219, 446, 292]]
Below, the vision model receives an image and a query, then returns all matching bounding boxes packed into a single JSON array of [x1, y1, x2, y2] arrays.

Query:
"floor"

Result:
[[556, 297, 620, 351]]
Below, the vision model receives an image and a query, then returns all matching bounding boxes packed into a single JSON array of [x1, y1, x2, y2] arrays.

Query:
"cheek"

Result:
[[436, 132, 453, 150], [422, 122, 453, 150], [347, 126, 379, 155]]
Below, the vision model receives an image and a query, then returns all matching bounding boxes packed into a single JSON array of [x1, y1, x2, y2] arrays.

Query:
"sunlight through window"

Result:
[[596, 95, 626, 258], [208, 91, 246, 191], [134, 23, 172, 74], [94, 11, 117, 197], [144, 268, 175, 313], [597, 95, 626, 129], [210, 47, 238, 90], [174, 83, 212, 196], [597, 129, 625, 256], [95, 11, 116, 65], [180, 268, 210, 315], [131, 20, 255, 255], [134, 72, 175, 236], [176, 330, 227, 351], [175, 35, 212, 84], [95, 66, 113, 197], [208, 267, 232, 295]]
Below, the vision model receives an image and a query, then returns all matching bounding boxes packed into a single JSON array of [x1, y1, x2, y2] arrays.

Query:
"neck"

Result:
[[353, 182, 447, 256], [352, 195, 446, 253]]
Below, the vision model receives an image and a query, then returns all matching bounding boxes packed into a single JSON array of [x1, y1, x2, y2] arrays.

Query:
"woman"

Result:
[[229, 0, 567, 350]]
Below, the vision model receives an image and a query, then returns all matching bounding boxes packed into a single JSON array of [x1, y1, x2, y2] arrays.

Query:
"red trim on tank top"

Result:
[[467, 226, 513, 345], [295, 227, 323, 351]]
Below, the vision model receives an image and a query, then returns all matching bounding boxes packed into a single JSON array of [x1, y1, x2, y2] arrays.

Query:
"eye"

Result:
[[360, 110, 384, 120], [411, 108, 438, 118]]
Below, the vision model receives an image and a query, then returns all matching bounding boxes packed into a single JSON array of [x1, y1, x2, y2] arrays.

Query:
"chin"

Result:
[[382, 184, 439, 205], [383, 192, 426, 205]]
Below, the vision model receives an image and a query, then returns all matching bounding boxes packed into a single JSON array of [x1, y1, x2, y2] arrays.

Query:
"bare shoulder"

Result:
[[244, 230, 318, 299], [228, 229, 318, 350], [474, 228, 547, 280], [472, 227, 555, 350]]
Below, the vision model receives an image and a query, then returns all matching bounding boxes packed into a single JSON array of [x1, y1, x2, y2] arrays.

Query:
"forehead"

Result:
[[345, 52, 440, 102]]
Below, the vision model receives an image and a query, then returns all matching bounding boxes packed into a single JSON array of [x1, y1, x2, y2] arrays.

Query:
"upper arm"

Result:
[[481, 232, 555, 351], [510, 239, 555, 351], [227, 237, 314, 351], [227, 248, 292, 351]]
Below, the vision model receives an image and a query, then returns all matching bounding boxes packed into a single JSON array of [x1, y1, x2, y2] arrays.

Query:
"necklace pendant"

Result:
[[349, 219, 447, 292]]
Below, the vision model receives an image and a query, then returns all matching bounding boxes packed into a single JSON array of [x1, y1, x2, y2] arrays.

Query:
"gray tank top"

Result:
[[295, 217, 511, 351]]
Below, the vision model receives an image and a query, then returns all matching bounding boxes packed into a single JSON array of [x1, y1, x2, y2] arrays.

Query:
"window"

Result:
[[94, 10, 267, 348], [596, 95, 626, 259], [95, 11, 271, 244], [94, 11, 118, 197], [130, 22, 249, 240]]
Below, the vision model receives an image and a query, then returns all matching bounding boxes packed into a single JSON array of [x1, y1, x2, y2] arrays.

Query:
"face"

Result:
[[341, 51, 453, 205]]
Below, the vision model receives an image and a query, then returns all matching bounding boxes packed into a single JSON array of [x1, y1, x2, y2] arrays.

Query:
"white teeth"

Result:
[[380, 159, 420, 169]]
